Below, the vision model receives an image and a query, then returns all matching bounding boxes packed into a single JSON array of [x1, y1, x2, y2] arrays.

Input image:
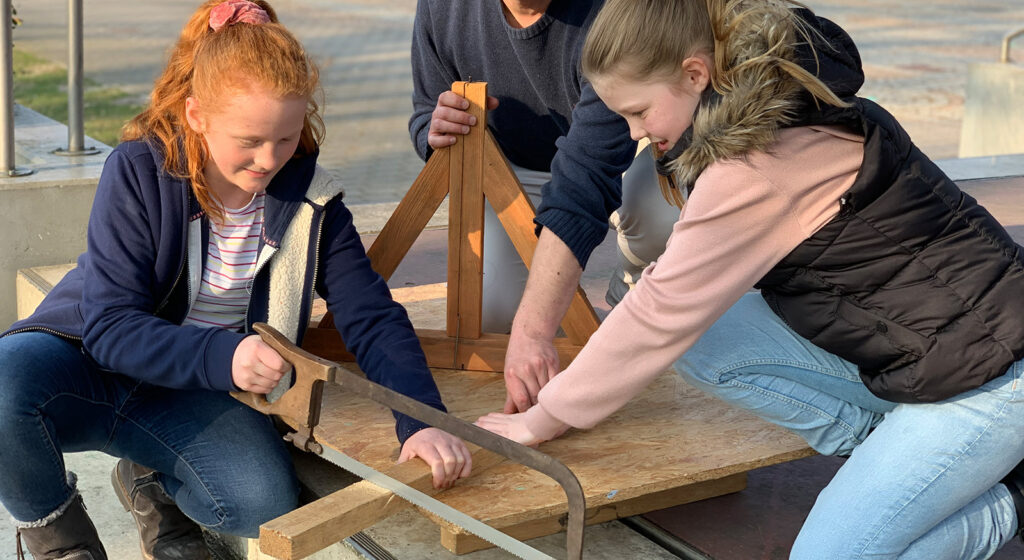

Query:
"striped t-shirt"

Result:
[[183, 192, 265, 331]]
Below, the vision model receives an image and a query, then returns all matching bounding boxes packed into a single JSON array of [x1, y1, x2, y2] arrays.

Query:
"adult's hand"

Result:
[[231, 334, 290, 394], [427, 90, 499, 150], [503, 332, 559, 413], [501, 229, 583, 413], [399, 427, 473, 489]]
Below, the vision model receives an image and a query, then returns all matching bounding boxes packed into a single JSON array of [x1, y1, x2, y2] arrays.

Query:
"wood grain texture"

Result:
[[259, 445, 506, 559], [446, 82, 487, 339], [365, 148, 450, 282], [438, 472, 748, 554], [480, 134, 600, 345], [273, 365, 812, 553]]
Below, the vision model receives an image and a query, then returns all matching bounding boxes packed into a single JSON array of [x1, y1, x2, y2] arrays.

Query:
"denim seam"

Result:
[[37, 388, 126, 453], [116, 414, 229, 529], [115, 378, 226, 528], [721, 378, 866, 445], [33, 394, 97, 511], [36, 389, 229, 529], [857, 396, 1012, 556], [709, 357, 858, 385], [711, 359, 867, 444]]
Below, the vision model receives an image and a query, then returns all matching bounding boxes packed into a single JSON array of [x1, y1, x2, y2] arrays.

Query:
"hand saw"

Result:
[[233, 322, 586, 560]]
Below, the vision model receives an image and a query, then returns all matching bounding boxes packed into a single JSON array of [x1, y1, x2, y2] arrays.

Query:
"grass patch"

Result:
[[13, 48, 144, 147]]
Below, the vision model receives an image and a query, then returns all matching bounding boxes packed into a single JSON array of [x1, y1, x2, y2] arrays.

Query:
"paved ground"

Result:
[[13, 0, 1024, 204], [5, 1, 1024, 559]]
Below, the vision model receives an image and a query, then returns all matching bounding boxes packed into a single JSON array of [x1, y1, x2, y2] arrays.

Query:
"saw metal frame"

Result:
[[234, 322, 586, 560]]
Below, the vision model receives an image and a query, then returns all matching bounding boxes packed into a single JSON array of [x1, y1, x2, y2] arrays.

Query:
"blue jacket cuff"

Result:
[[203, 330, 246, 392]]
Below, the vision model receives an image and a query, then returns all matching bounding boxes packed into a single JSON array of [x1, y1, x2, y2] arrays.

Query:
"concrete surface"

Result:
[[11, 0, 1024, 207], [0, 104, 109, 328]]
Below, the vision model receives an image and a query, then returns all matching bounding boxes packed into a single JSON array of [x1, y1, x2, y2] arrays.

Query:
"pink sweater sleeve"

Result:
[[523, 126, 865, 439]]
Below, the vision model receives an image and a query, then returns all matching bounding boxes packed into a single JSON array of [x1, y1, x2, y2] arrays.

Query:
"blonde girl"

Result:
[[2, 2, 470, 559], [478, 1, 1024, 557]]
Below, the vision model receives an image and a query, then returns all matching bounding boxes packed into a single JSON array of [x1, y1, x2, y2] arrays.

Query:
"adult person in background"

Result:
[[409, 0, 680, 414]]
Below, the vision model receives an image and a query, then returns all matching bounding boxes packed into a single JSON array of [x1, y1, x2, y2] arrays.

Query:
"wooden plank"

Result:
[[447, 81, 467, 338], [303, 367, 813, 552], [259, 445, 505, 560], [480, 134, 601, 345], [437, 472, 748, 555], [300, 326, 584, 373], [480, 131, 537, 269], [416, 329, 583, 371], [447, 81, 487, 340], [365, 148, 450, 282]]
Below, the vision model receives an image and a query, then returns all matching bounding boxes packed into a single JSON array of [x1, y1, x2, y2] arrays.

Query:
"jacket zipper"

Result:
[[2, 326, 83, 342], [308, 210, 324, 323], [154, 191, 194, 316]]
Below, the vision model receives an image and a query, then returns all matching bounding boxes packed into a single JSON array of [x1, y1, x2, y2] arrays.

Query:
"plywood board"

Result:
[[286, 358, 812, 552]]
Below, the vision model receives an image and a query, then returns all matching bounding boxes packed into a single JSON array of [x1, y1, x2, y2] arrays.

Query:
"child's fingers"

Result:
[[441, 446, 469, 486], [253, 341, 290, 373], [456, 441, 473, 478], [422, 447, 449, 489], [236, 371, 276, 394]]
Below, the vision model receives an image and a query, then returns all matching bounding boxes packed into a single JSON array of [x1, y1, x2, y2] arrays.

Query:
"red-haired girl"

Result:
[[1, 2, 470, 558]]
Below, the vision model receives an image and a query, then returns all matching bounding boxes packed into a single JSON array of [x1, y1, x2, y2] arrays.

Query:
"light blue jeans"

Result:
[[673, 293, 1024, 559]]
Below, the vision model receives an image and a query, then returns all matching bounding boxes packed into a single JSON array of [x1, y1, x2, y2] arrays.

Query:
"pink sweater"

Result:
[[523, 125, 866, 440]]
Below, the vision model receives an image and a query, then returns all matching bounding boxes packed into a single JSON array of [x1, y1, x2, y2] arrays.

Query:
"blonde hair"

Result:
[[583, 0, 848, 205], [122, 0, 324, 223]]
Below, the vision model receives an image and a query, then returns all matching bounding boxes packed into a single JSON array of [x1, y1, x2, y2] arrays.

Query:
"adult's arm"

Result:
[[503, 228, 582, 412], [533, 82, 635, 268], [503, 83, 635, 410]]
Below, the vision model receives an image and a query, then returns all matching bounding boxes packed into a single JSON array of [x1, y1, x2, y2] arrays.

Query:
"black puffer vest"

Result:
[[756, 99, 1024, 403]]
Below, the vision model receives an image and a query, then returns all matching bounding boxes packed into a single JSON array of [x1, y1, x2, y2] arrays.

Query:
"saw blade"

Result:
[[318, 443, 554, 560]]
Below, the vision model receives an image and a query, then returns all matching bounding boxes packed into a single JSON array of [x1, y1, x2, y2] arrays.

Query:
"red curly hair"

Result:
[[122, 0, 324, 223]]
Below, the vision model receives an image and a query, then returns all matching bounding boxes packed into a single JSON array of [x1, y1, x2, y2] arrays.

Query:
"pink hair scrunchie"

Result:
[[209, 0, 271, 32]]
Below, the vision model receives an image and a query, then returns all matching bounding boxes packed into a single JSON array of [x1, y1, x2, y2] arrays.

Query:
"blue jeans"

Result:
[[0, 332, 298, 537], [674, 293, 1024, 559]]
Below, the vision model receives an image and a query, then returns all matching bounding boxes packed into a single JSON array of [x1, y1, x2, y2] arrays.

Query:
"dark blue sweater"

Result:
[[409, 0, 636, 267], [4, 140, 445, 444]]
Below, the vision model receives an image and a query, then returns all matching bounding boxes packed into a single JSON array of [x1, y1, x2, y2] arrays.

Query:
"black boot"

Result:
[[16, 492, 107, 560], [111, 459, 211, 560], [1001, 461, 1024, 540]]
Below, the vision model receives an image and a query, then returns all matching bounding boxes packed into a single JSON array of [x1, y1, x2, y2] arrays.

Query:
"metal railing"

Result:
[[1, 0, 102, 177], [0, 0, 29, 176], [52, 0, 98, 157]]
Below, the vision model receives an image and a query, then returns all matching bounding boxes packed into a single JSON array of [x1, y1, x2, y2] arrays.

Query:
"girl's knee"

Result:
[[790, 516, 869, 560], [205, 470, 298, 537]]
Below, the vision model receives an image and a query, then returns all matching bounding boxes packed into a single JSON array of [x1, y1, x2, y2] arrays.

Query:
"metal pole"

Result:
[[0, 0, 30, 176], [54, 0, 98, 156]]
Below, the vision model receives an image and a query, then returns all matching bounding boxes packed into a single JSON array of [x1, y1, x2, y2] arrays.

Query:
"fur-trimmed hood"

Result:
[[661, 8, 865, 192]]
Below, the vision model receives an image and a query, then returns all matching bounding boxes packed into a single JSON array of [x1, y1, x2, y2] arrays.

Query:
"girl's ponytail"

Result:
[[705, 0, 846, 108]]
